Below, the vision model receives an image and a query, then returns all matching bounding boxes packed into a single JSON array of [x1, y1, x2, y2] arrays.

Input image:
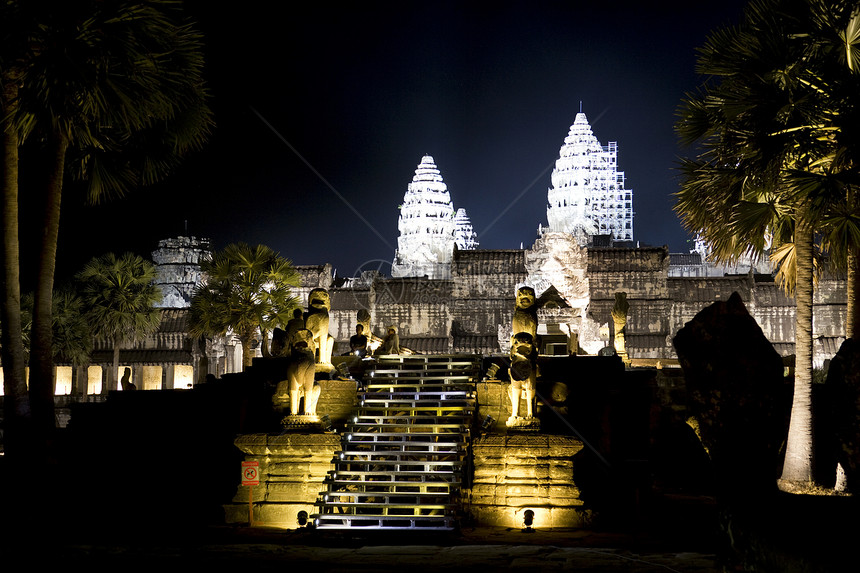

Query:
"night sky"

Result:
[[42, 1, 750, 288]]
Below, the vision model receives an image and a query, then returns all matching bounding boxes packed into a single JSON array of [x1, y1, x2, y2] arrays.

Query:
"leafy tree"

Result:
[[0, 0, 211, 444], [76, 252, 161, 394], [675, 0, 860, 489], [190, 243, 300, 370]]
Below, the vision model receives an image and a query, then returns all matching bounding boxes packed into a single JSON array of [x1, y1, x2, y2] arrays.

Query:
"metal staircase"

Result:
[[315, 354, 480, 530]]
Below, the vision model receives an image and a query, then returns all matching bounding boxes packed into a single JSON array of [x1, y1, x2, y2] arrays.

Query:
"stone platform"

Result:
[[224, 433, 340, 528], [469, 434, 588, 528]]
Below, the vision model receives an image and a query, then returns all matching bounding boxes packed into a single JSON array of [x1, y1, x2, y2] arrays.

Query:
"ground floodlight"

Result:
[[523, 509, 535, 532], [481, 414, 495, 433], [297, 510, 309, 527]]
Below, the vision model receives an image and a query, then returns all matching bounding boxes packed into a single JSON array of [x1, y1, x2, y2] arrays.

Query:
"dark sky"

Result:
[[47, 1, 750, 285]]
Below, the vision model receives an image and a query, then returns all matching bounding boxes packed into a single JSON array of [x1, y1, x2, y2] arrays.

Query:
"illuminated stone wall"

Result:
[[372, 278, 453, 339], [451, 250, 526, 345], [469, 435, 587, 528], [298, 245, 846, 366], [224, 433, 340, 528]]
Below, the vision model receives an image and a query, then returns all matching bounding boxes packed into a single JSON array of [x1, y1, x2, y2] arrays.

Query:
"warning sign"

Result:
[[241, 461, 259, 486]]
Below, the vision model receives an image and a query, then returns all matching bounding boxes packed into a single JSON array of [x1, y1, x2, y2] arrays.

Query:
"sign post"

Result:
[[241, 461, 260, 526]]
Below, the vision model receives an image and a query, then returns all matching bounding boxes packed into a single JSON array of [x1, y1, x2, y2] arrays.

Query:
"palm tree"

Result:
[[76, 252, 162, 394], [1, 1, 211, 444], [190, 243, 300, 370], [18, 289, 92, 368], [0, 0, 32, 457], [675, 0, 860, 489]]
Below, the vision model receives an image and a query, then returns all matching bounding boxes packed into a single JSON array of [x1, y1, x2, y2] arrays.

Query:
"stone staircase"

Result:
[[314, 354, 480, 530]]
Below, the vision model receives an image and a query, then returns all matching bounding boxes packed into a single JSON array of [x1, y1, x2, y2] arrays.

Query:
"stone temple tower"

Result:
[[453, 208, 479, 250], [546, 112, 634, 245], [392, 155, 456, 279], [151, 236, 211, 308]]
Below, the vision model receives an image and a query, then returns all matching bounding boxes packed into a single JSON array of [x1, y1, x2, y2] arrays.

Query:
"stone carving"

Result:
[[273, 328, 321, 420], [673, 292, 786, 497], [507, 332, 539, 429], [611, 291, 630, 364], [511, 286, 538, 345], [827, 339, 860, 490], [507, 286, 540, 430], [305, 288, 334, 369]]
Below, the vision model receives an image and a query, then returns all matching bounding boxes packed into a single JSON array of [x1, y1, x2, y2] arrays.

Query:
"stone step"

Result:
[[352, 407, 474, 417], [338, 450, 461, 460], [316, 354, 481, 531], [322, 480, 456, 493], [359, 392, 475, 408], [315, 514, 455, 529], [325, 468, 461, 480], [342, 432, 467, 444]]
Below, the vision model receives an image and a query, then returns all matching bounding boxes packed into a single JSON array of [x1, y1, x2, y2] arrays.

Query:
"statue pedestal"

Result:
[[224, 433, 340, 528], [315, 362, 335, 373], [280, 414, 321, 431], [505, 415, 540, 431], [470, 434, 589, 529]]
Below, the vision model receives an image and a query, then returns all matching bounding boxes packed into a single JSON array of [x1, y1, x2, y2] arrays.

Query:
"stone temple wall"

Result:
[[295, 248, 846, 366], [451, 250, 526, 337]]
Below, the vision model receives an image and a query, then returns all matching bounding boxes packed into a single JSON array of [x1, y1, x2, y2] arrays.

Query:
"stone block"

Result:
[[225, 431, 339, 526], [469, 433, 586, 528]]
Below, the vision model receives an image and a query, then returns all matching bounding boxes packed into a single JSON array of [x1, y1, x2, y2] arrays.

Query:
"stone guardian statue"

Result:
[[507, 286, 540, 430], [611, 291, 630, 365], [305, 288, 335, 370]]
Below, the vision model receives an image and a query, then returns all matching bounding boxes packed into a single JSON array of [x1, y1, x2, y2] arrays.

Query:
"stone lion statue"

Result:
[[305, 288, 334, 366], [273, 328, 321, 417], [611, 291, 629, 358], [508, 331, 538, 420], [511, 286, 538, 346]]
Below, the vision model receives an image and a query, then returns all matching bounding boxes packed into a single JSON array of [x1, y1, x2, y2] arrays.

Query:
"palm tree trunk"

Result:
[[0, 74, 31, 459], [780, 205, 815, 488], [241, 337, 253, 370], [29, 131, 68, 436]]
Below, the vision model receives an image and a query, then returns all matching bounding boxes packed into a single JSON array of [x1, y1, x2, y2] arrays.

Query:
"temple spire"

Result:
[[545, 110, 634, 245], [391, 155, 456, 278], [453, 208, 479, 250]]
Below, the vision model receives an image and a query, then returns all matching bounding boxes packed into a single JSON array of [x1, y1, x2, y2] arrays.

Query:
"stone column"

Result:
[[165, 364, 175, 390]]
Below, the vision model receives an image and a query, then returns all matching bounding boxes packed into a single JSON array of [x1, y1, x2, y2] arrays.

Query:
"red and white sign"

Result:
[[241, 461, 260, 486]]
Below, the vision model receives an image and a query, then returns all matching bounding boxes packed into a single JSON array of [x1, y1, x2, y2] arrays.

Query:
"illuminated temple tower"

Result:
[[392, 155, 456, 279], [453, 208, 479, 250], [545, 112, 634, 245]]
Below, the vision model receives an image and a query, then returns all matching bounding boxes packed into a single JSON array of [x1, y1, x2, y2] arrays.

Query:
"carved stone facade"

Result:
[[152, 235, 211, 308], [295, 245, 846, 369]]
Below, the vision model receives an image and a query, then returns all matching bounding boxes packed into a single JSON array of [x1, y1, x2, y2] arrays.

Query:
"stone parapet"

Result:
[[224, 432, 341, 528], [468, 434, 588, 529]]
